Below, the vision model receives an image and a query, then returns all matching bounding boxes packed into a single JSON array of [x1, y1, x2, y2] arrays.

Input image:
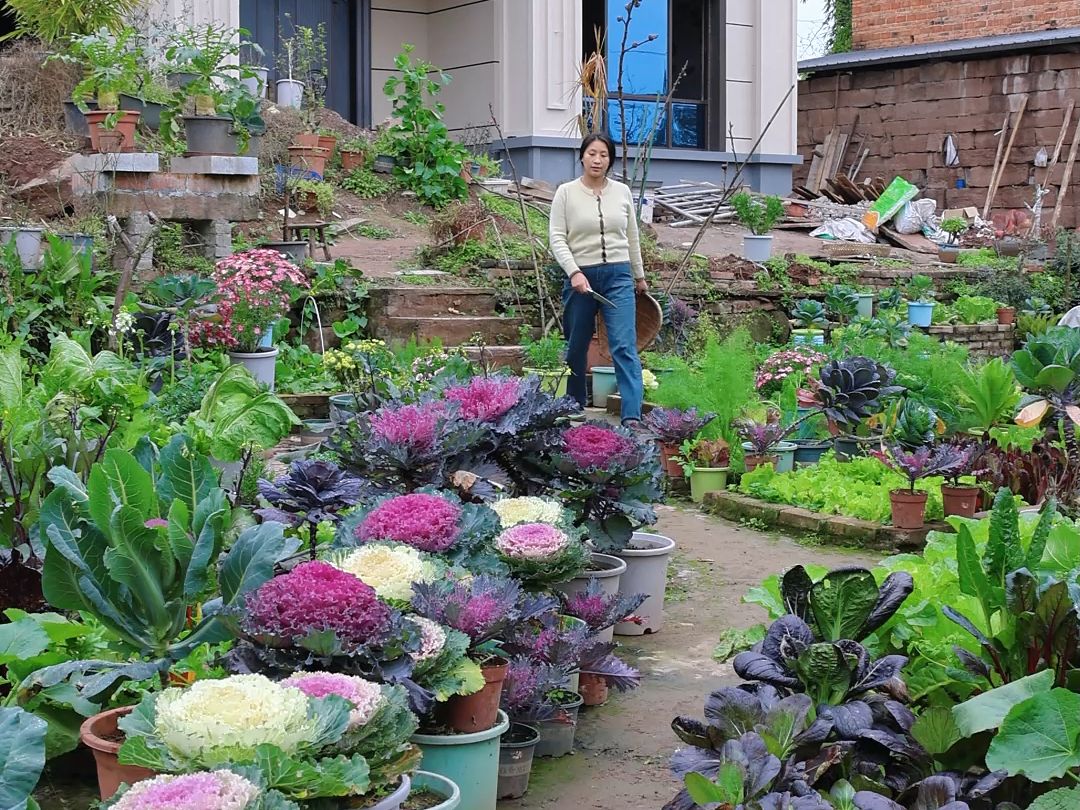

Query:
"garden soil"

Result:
[[501, 504, 879, 810]]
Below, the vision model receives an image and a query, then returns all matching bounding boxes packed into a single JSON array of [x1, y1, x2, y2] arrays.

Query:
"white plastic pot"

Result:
[[228, 346, 279, 391], [276, 79, 305, 109], [0, 227, 43, 269], [742, 234, 774, 262], [242, 67, 269, 99]]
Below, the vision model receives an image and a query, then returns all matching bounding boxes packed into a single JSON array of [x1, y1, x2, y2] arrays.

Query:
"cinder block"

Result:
[[71, 152, 160, 174], [170, 155, 260, 176]]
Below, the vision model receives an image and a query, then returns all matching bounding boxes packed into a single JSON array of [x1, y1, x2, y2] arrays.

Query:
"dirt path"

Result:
[[501, 504, 880, 810]]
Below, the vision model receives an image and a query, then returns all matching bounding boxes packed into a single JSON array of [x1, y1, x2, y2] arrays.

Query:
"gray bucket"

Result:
[[498, 723, 539, 799], [120, 94, 164, 130], [183, 116, 240, 155], [552, 553, 626, 643], [615, 532, 676, 635], [260, 241, 310, 265], [535, 693, 583, 758]]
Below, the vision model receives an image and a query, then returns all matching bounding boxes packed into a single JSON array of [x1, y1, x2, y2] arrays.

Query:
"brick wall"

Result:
[[853, 0, 1080, 50], [923, 323, 1016, 357], [797, 50, 1080, 231]]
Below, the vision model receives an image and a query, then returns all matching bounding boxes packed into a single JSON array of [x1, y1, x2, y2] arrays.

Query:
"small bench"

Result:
[[284, 219, 332, 261]]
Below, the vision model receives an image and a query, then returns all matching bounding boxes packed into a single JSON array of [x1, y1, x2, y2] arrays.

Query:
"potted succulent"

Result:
[[200, 248, 310, 390], [679, 437, 732, 502], [520, 327, 569, 397], [938, 217, 968, 263], [735, 418, 795, 473], [63, 30, 144, 152], [643, 406, 717, 478], [905, 273, 936, 327], [292, 178, 336, 217], [790, 299, 828, 345], [730, 191, 784, 262], [875, 442, 970, 529]]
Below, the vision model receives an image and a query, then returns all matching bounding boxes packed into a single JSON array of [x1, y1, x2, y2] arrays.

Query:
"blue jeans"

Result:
[[562, 262, 643, 423]]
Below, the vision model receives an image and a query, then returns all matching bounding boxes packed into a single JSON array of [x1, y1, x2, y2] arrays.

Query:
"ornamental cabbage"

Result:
[[491, 496, 566, 529], [495, 523, 570, 560], [153, 675, 316, 764], [284, 672, 384, 730], [330, 543, 438, 603], [107, 771, 261, 810], [356, 492, 462, 552]]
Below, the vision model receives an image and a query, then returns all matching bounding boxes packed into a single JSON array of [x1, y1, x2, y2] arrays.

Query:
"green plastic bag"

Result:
[[863, 176, 920, 231]]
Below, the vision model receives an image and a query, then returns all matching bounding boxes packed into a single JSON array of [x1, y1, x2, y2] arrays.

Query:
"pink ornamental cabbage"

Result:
[[445, 377, 520, 422], [562, 424, 636, 469], [243, 561, 392, 647], [284, 672, 384, 728], [368, 402, 445, 453], [109, 771, 260, 810], [495, 523, 570, 560], [356, 493, 462, 552]]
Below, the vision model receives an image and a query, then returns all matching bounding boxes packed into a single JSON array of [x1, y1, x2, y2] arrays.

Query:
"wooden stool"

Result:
[[285, 219, 332, 261]]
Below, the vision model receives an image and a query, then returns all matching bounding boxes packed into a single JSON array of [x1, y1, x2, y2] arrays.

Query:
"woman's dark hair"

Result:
[[579, 133, 616, 171]]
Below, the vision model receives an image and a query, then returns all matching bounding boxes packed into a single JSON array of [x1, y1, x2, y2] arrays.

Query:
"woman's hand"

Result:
[[571, 272, 591, 295], [635, 278, 648, 294]]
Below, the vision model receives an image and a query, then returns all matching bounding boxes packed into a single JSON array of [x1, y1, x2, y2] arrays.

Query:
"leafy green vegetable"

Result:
[[0, 706, 47, 809], [952, 670, 1054, 737], [985, 688, 1080, 781]]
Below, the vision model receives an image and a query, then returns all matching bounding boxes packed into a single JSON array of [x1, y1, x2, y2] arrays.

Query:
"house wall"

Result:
[[852, 0, 1080, 50], [370, 0, 501, 135], [796, 48, 1080, 230], [147, 0, 241, 30]]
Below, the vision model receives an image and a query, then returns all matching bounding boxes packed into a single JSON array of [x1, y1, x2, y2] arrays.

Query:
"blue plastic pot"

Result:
[[856, 293, 874, 319], [792, 329, 825, 346], [411, 710, 509, 810], [793, 440, 831, 465], [773, 441, 798, 473], [590, 366, 618, 407], [412, 771, 461, 810], [907, 301, 935, 327]]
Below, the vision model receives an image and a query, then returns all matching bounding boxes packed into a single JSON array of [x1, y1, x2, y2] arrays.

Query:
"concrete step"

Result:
[[376, 315, 526, 345], [368, 286, 500, 318]]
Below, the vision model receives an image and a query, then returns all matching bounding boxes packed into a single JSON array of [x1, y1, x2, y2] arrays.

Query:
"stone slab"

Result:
[[71, 152, 160, 174], [169, 155, 259, 176]]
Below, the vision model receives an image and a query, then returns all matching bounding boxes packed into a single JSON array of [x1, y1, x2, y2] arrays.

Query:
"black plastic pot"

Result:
[[120, 94, 164, 131], [182, 116, 239, 155], [63, 100, 96, 138], [498, 723, 540, 799], [833, 435, 867, 462], [167, 71, 197, 90], [259, 241, 309, 264]]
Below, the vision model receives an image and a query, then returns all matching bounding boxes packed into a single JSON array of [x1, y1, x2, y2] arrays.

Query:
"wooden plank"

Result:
[[852, 147, 870, 178], [879, 226, 938, 254], [984, 100, 1028, 218], [1051, 100, 1076, 167], [792, 185, 819, 201], [983, 113, 1012, 219], [1051, 108, 1080, 231], [807, 128, 835, 192]]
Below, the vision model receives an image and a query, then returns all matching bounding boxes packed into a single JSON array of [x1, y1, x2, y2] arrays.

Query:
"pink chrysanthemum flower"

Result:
[[243, 561, 392, 647], [368, 402, 445, 452], [110, 771, 259, 810], [356, 493, 462, 552], [495, 523, 570, 560], [562, 424, 636, 468], [444, 377, 520, 422], [284, 672, 384, 729]]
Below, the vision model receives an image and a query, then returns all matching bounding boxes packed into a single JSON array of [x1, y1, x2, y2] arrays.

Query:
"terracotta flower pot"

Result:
[[288, 145, 329, 176], [997, 307, 1016, 325], [84, 110, 140, 153], [444, 657, 509, 733], [942, 484, 980, 518], [318, 134, 338, 156], [293, 132, 321, 149], [658, 441, 683, 477], [341, 150, 365, 172], [743, 454, 778, 472], [578, 672, 609, 706], [889, 489, 928, 530], [80, 706, 156, 800]]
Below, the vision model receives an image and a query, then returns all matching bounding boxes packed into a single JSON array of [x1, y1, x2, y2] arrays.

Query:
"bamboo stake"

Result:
[[1051, 109, 1080, 231], [982, 113, 1011, 219], [984, 96, 1028, 219], [1051, 100, 1076, 167]]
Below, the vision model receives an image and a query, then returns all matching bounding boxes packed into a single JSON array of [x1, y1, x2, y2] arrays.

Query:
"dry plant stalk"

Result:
[[572, 26, 608, 137], [0, 42, 78, 136]]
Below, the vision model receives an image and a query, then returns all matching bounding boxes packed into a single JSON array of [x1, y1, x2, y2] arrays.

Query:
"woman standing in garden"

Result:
[[549, 133, 648, 429]]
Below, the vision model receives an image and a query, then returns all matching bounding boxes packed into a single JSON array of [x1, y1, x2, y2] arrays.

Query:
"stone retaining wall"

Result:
[[923, 322, 1015, 357]]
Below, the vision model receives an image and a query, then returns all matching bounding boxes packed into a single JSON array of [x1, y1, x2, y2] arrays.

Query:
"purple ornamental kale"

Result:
[[500, 657, 567, 724], [874, 443, 971, 492], [643, 407, 717, 444], [734, 419, 788, 455], [559, 578, 647, 634]]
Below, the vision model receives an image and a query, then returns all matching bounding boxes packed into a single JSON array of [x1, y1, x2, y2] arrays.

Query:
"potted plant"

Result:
[[411, 771, 463, 810], [520, 327, 569, 397], [905, 273, 937, 327], [340, 134, 371, 171], [938, 217, 969, 263], [735, 418, 794, 473], [498, 722, 541, 800], [730, 191, 784, 262], [855, 287, 874, 318], [559, 577, 648, 643], [997, 301, 1017, 325], [643, 406, 717, 477], [875, 442, 970, 529], [790, 299, 827, 345], [293, 178, 335, 217], [239, 39, 268, 98], [200, 248, 310, 390], [825, 284, 859, 326], [940, 443, 981, 518], [62, 29, 144, 152], [274, 17, 315, 109], [679, 437, 732, 502]]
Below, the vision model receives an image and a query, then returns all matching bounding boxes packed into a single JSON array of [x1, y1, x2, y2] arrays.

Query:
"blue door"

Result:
[[240, 0, 371, 125]]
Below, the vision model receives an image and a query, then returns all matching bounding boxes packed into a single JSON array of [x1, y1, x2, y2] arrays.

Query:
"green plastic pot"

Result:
[[690, 467, 729, 503], [590, 365, 617, 407], [411, 710, 509, 810], [411, 771, 461, 810], [523, 367, 569, 398]]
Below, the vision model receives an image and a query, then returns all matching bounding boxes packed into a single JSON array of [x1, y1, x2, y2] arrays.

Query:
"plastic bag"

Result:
[[894, 199, 937, 234], [810, 217, 877, 244], [863, 177, 920, 231]]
